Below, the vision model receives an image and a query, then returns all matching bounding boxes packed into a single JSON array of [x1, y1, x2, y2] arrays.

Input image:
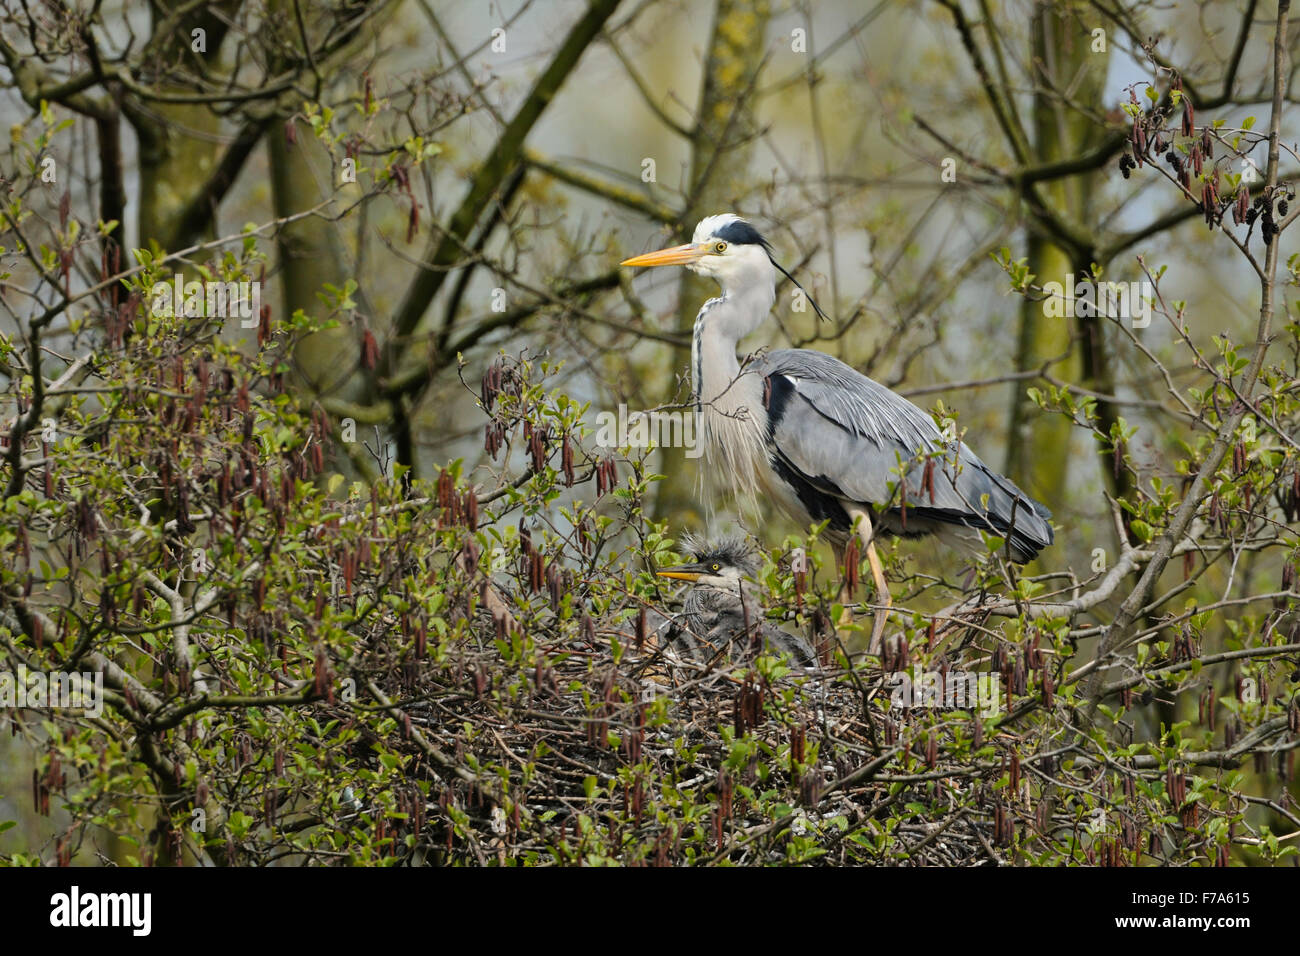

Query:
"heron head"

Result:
[[622, 214, 827, 319], [621, 214, 775, 288], [656, 534, 758, 589]]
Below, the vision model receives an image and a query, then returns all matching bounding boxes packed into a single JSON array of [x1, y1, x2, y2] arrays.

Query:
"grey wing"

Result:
[[642, 607, 678, 645], [699, 614, 816, 669], [673, 593, 817, 669], [755, 349, 1054, 562], [668, 618, 722, 665], [756, 621, 818, 668]]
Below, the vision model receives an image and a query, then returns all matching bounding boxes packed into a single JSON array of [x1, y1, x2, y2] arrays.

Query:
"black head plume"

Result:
[[769, 256, 829, 323], [704, 215, 830, 323]]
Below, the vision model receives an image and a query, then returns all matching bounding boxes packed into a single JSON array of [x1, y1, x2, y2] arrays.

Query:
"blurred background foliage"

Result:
[[0, 0, 1298, 864]]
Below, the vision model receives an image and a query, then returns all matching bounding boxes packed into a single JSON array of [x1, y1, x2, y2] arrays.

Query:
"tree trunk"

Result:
[[1006, 4, 1111, 507], [653, 0, 772, 526]]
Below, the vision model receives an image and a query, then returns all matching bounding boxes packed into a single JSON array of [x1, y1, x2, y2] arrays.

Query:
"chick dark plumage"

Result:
[[656, 536, 817, 669]]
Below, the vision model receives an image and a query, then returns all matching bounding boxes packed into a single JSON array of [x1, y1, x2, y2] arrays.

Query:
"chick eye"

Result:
[[713, 240, 728, 253]]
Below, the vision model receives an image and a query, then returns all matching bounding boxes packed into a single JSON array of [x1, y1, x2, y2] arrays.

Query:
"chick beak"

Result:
[[656, 561, 706, 582]]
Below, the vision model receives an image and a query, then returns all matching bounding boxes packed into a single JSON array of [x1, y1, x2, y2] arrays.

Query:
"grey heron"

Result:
[[621, 214, 1054, 650], [654, 536, 817, 669]]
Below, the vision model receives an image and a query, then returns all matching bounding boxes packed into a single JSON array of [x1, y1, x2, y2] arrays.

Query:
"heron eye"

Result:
[[711, 563, 721, 572], [713, 240, 727, 253]]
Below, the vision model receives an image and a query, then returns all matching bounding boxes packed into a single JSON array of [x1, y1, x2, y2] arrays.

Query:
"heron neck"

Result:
[[692, 283, 773, 409], [693, 312, 741, 410]]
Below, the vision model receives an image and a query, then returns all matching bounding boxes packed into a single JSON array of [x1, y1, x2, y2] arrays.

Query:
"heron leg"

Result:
[[847, 508, 891, 655]]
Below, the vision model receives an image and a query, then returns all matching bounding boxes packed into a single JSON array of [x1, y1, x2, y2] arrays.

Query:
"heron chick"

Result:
[[623, 214, 1054, 650], [655, 537, 817, 670]]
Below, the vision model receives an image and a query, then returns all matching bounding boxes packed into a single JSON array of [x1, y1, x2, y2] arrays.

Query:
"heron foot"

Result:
[[846, 508, 891, 656], [832, 569, 890, 656], [864, 538, 891, 656]]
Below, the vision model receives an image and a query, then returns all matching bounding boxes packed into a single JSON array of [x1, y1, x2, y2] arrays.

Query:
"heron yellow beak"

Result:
[[656, 562, 705, 582], [621, 243, 706, 268]]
